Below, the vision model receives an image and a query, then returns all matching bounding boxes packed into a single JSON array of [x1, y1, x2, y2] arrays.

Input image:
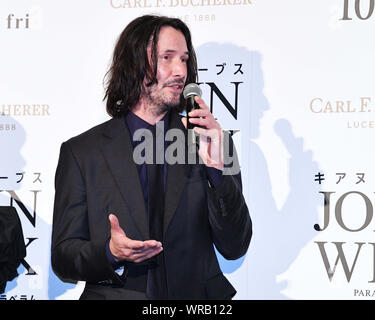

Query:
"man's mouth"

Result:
[[167, 83, 183, 90], [164, 80, 185, 92]]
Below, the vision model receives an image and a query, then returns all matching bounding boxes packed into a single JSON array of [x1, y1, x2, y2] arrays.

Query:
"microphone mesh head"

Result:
[[183, 83, 202, 99]]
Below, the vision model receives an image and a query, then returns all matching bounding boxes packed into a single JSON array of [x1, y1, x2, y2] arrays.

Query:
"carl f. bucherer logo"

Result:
[[1, 104, 50, 116], [110, 0, 251, 8]]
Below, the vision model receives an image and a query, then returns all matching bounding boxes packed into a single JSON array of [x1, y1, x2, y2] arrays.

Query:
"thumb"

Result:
[[109, 214, 126, 237], [181, 117, 187, 129]]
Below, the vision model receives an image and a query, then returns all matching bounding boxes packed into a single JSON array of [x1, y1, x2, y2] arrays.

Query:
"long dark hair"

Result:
[[103, 15, 198, 118]]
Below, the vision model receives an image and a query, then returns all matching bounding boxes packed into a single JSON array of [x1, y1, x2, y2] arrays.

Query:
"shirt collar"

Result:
[[125, 109, 170, 141]]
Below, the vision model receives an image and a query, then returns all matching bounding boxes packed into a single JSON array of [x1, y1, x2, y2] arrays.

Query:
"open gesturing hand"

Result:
[[108, 214, 163, 263]]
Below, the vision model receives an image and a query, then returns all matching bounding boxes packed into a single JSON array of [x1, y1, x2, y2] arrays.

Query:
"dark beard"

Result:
[[142, 85, 181, 117]]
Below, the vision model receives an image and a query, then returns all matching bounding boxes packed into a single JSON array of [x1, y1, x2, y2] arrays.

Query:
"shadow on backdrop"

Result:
[[196, 43, 320, 299]]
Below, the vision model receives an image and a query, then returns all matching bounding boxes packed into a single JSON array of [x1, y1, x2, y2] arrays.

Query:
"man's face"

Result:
[[143, 26, 189, 115]]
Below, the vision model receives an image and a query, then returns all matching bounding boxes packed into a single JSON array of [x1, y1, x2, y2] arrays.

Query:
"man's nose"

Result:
[[172, 60, 186, 77]]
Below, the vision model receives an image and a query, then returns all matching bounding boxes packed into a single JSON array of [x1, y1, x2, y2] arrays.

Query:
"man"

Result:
[[51, 15, 252, 300]]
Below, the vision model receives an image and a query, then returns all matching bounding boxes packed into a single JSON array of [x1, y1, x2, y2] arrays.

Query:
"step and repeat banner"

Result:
[[1, 0, 375, 300]]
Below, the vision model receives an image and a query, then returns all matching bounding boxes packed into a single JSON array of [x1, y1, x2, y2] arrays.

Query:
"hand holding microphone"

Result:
[[181, 83, 224, 171]]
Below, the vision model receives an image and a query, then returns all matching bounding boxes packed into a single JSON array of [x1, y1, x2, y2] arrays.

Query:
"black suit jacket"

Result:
[[51, 110, 252, 299]]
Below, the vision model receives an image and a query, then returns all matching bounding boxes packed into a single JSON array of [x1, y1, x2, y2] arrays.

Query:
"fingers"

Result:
[[188, 107, 211, 119], [194, 127, 224, 170], [124, 238, 147, 251], [188, 116, 211, 128], [181, 111, 217, 131], [193, 126, 222, 141], [182, 97, 224, 170], [131, 245, 163, 263], [117, 240, 163, 263], [194, 96, 209, 110], [131, 239, 162, 252], [187, 108, 219, 132], [187, 97, 220, 131]]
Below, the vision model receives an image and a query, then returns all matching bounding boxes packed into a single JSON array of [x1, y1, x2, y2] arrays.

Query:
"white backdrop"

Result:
[[1, 0, 375, 300]]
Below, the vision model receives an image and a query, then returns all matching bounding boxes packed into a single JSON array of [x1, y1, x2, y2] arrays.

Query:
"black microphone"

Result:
[[183, 83, 202, 153], [183, 83, 202, 130]]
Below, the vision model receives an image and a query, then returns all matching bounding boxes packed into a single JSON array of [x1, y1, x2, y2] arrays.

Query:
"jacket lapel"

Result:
[[163, 111, 191, 236], [100, 117, 148, 240], [99, 113, 192, 240]]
